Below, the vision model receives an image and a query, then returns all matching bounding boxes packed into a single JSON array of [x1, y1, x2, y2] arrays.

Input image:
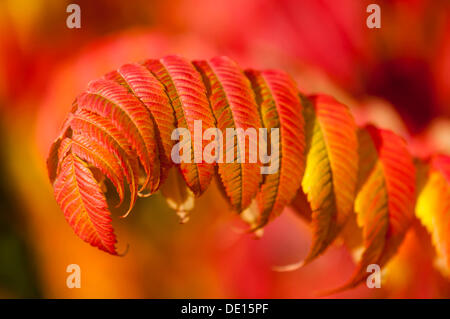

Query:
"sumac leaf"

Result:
[[291, 94, 358, 266], [416, 155, 450, 272], [47, 53, 432, 280], [245, 69, 305, 228], [60, 135, 125, 205], [79, 78, 160, 195], [105, 63, 176, 183], [68, 109, 139, 216], [337, 125, 416, 290], [193, 56, 262, 212], [53, 153, 117, 254], [143, 55, 216, 196]]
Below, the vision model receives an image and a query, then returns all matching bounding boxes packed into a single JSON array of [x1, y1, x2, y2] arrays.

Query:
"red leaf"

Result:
[[336, 125, 416, 290], [245, 69, 306, 228], [289, 94, 358, 266], [68, 109, 139, 216], [53, 153, 117, 254], [80, 78, 160, 195], [105, 63, 176, 183], [193, 56, 262, 212], [144, 55, 216, 196]]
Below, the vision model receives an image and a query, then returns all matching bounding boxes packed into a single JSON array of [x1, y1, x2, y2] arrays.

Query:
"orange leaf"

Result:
[[46, 54, 427, 268], [53, 153, 117, 254], [143, 55, 216, 196], [416, 154, 450, 273], [337, 125, 416, 290], [60, 135, 125, 206], [245, 69, 305, 228], [68, 109, 139, 216], [105, 63, 176, 183], [79, 78, 160, 195], [193, 56, 262, 212], [293, 94, 358, 266]]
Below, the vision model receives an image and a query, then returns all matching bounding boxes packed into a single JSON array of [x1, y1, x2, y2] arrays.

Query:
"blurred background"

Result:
[[0, 0, 449, 298]]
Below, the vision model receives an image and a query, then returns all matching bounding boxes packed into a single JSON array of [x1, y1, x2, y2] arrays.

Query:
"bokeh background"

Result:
[[0, 0, 450, 298]]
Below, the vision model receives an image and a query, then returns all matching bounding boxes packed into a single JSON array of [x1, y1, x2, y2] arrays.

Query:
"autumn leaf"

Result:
[[334, 125, 416, 291], [143, 55, 216, 196], [79, 78, 160, 196], [416, 154, 450, 273], [53, 153, 117, 254], [67, 109, 140, 217], [287, 94, 358, 267], [245, 69, 305, 228], [47, 54, 443, 292], [60, 135, 125, 204], [104, 62, 176, 184], [193, 56, 262, 213]]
